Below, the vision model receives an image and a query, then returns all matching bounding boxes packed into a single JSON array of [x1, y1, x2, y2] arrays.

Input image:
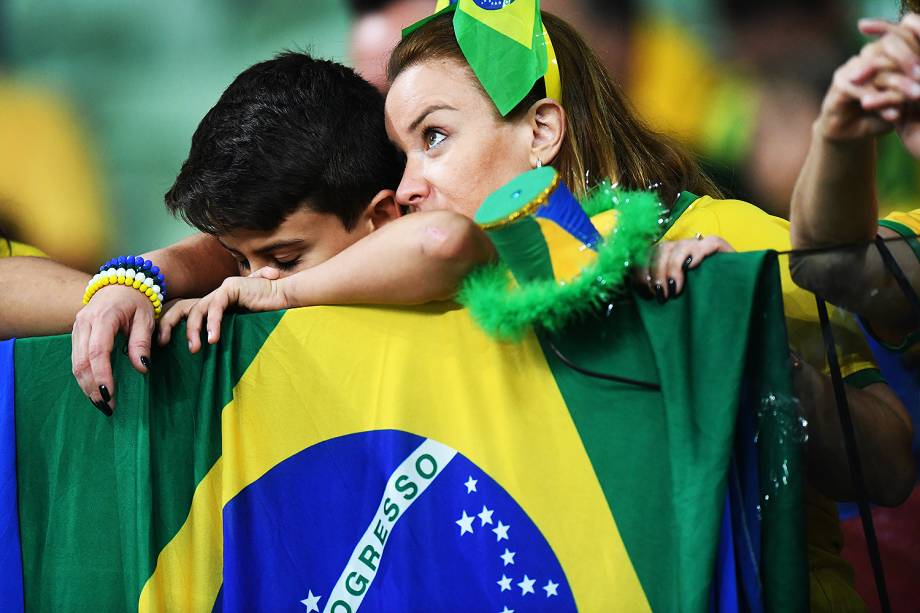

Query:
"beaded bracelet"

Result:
[[83, 256, 167, 318]]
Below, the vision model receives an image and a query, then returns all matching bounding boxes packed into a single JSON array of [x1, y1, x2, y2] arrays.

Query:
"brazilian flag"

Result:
[[0, 253, 806, 611], [425, 0, 549, 116]]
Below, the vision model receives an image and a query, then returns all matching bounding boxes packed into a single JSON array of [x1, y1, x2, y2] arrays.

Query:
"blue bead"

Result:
[[116, 256, 126, 266], [133, 256, 144, 268], [155, 273, 164, 284], [150, 265, 160, 275], [142, 259, 152, 271]]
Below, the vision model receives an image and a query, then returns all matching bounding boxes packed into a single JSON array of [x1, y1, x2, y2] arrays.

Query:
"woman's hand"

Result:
[[633, 235, 735, 302], [184, 268, 289, 353]]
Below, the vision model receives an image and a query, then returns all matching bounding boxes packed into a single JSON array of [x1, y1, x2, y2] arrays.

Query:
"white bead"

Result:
[[107, 268, 117, 276], [125, 269, 136, 279], [151, 284, 160, 294], [116, 268, 126, 277], [156, 293, 164, 303], [144, 276, 154, 287]]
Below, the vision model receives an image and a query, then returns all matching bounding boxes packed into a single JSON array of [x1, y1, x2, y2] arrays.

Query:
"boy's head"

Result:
[[166, 51, 405, 275]]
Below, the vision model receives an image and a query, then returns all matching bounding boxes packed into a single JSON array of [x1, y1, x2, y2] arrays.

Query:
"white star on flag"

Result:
[[464, 476, 478, 493], [492, 520, 510, 542], [543, 579, 559, 597], [456, 510, 475, 535], [478, 505, 494, 526], [500, 548, 516, 566], [499, 607, 514, 613], [497, 574, 512, 592], [300, 590, 321, 612], [518, 575, 535, 596]]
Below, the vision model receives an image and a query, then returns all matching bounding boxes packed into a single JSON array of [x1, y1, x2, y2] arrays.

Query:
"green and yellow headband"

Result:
[[403, 0, 562, 116]]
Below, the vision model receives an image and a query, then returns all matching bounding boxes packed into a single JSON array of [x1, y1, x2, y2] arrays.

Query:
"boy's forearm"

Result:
[[790, 124, 879, 248], [142, 233, 238, 299]]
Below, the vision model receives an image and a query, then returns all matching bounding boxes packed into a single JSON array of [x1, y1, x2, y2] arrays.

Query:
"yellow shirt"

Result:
[[0, 81, 107, 270], [0, 240, 48, 259]]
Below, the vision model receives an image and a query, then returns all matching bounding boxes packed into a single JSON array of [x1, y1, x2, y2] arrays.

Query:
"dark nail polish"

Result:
[[99, 385, 111, 403], [140, 356, 151, 369], [667, 278, 677, 296], [655, 284, 665, 304], [92, 400, 113, 417], [683, 256, 693, 271]]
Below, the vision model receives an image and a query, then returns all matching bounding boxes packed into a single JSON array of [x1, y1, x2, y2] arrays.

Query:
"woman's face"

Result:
[[385, 58, 535, 218]]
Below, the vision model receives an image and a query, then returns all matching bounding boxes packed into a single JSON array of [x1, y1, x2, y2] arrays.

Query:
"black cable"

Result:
[[545, 338, 661, 391], [874, 234, 920, 318], [774, 232, 917, 257], [815, 297, 891, 613]]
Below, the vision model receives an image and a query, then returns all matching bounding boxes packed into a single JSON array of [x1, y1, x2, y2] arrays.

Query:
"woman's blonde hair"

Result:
[[388, 11, 722, 206]]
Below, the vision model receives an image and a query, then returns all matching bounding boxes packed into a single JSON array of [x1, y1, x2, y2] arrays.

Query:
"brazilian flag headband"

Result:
[[403, 0, 563, 116]]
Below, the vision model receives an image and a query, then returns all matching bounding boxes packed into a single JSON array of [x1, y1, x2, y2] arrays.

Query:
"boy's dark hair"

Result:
[[166, 51, 404, 234]]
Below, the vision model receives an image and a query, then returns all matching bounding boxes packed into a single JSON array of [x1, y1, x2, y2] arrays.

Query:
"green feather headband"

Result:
[[458, 179, 664, 340]]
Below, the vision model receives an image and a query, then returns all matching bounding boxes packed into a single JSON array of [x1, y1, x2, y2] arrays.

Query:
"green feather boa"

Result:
[[457, 184, 664, 340]]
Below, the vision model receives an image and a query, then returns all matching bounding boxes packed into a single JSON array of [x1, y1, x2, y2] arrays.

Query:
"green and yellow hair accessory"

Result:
[[459, 168, 664, 340], [404, 0, 562, 116]]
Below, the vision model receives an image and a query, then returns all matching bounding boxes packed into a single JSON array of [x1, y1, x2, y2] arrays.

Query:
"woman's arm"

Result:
[[0, 257, 87, 339], [794, 358, 916, 506], [180, 211, 497, 351]]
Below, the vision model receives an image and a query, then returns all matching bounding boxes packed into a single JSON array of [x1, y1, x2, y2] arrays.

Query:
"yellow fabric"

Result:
[[0, 81, 107, 269], [0, 240, 48, 259], [883, 209, 920, 234], [661, 196, 873, 613], [535, 216, 598, 281], [663, 196, 877, 380], [139, 304, 652, 611]]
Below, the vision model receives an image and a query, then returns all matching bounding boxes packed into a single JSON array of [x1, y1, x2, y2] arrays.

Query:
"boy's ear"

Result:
[[363, 189, 401, 231]]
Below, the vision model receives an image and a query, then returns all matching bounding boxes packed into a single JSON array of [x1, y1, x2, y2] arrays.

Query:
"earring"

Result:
[[535, 156, 543, 169]]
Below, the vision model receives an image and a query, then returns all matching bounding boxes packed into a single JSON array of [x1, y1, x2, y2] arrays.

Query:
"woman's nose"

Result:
[[395, 160, 430, 209]]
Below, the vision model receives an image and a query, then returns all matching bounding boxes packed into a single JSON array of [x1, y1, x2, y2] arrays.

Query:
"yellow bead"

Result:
[[117, 275, 125, 284], [133, 280, 141, 289], [108, 274, 117, 284], [101, 277, 110, 286], [139, 283, 148, 293], [152, 300, 161, 309], [145, 288, 153, 296]]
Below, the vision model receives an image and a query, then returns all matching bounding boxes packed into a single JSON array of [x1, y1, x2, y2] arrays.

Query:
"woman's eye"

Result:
[[237, 259, 251, 271], [424, 129, 446, 150]]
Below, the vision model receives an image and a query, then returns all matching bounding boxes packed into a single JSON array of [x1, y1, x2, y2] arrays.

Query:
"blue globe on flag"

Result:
[[218, 430, 576, 611]]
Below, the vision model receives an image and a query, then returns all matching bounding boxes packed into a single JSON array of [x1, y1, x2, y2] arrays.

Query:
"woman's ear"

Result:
[[362, 189, 401, 231], [527, 98, 565, 168]]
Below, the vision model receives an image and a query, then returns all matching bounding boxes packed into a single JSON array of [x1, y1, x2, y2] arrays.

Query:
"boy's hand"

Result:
[[185, 271, 289, 353], [156, 298, 198, 346]]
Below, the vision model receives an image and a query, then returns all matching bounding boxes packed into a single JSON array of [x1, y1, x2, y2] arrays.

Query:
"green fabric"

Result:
[[14, 311, 283, 610], [453, 3, 547, 116], [540, 251, 807, 612], [485, 216, 555, 284]]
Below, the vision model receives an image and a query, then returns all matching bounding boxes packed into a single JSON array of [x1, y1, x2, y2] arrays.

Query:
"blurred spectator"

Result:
[[348, 0, 432, 92], [0, 64, 108, 270]]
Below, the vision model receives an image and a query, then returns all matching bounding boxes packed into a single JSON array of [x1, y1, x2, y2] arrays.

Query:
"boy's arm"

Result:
[[183, 211, 496, 351]]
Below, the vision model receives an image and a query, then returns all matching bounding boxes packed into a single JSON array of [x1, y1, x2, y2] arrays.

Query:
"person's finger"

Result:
[[157, 301, 186, 346], [205, 294, 229, 346], [70, 316, 100, 409], [662, 242, 700, 296], [858, 18, 895, 38], [127, 306, 154, 373], [248, 266, 281, 280], [650, 242, 674, 301], [881, 106, 902, 122], [873, 70, 920, 99], [862, 88, 906, 110], [185, 299, 209, 354], [879, 30, 920, 77], [85, 321, 118, 413], [901, 13, 920, 45]]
